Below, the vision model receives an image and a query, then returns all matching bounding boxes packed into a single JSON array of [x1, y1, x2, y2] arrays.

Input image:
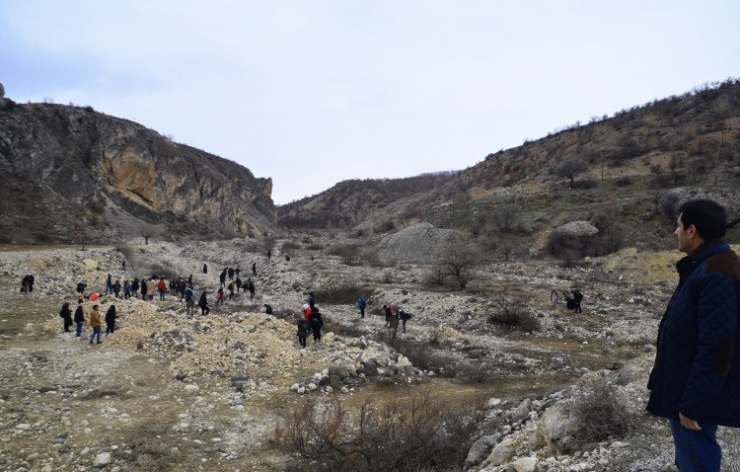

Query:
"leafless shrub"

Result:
[[281, 240, 301, 252], [116, 245, 138, 272], [440, 233, 480, 289], [571, 379, 630, 447], [487, 296, 540, 332], [263, 236, 277, 252], [425, 266, 446, 286], [120, 421, 184, 471], [273, 393, 482, 472], [315, 283, 375, 305], [492, 203, 522, 233], [329, 244, 360, 265], [138, 222, 160, 245]]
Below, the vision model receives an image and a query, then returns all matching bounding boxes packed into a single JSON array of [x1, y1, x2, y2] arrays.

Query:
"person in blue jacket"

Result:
[[647, 199, 740, 472]]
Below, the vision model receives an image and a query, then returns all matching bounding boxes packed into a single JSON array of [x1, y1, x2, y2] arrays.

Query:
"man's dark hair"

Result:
[[678, 199, 726, 240]]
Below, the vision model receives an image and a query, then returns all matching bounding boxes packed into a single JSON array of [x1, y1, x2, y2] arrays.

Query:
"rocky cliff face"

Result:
[[0, 101, 276, 244]]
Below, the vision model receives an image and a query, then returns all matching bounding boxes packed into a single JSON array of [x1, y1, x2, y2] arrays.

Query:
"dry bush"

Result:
[[329, 244, 360, 265], [571, 379, 630, 447], [487, 296, 540, 332], [315, 283, 375, 305], [120, 421, 184, 471], [273, 393, 482, 472]]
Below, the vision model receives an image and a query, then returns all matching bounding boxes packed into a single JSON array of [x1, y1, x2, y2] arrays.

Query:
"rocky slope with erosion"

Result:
[[0, 102, 277, 244]]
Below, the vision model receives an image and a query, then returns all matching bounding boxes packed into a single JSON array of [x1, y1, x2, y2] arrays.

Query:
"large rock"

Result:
[[375, 223, 461, 263], [551, 221, 599, 239], [536, 404, 579, 454], [465, 434, 497, 468]]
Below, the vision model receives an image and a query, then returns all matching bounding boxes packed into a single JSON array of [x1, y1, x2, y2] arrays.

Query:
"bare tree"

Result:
[[492, 203, 522, 233], [139, 222, 160, 245], [555, 157, 586, 186], [439, 233, 480, 289]]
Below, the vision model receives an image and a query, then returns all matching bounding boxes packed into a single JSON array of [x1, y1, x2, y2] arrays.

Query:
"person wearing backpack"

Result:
[[356, 296, 367, 318], [157, 277, 167, 301], [296, 316, 310, 348], [59, 302, 73, 333], [308, 302, 323, 343]]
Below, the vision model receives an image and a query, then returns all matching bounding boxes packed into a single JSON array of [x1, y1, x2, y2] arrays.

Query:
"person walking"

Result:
[[88, 304, 102, 344], [184, 283, 195, 316], [74, 300, 85, 337], [228, 267, 235, 281], [59, 302, 73, 333], [296, 316, 310, 348], [228, 280, 236, 300], [146, 277, 156, 301], [308, 303, 323, 343], [356, 296, 366, 318], [383, 305, 394, 327], [112, 280, 121, 298], [105, 305, 117, 335], [140, 277, 148, 300], [123, 280, 131, 300], [647, 199, 740, 472], [399, 307, 412, 333], [252, 262, 257, 276], [203, 263, 208, 274], [104, 273, 112, 295], [247, 279, 255, 299], [131, 278, 139, 297], [388, 307, 400, 339], [216, 287, 224, 305], [198, 290, 210, 316], [220, 268, 228, 287]]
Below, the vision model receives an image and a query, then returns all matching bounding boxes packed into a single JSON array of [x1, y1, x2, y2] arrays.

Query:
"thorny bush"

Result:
[[273, 393, 483, 472]]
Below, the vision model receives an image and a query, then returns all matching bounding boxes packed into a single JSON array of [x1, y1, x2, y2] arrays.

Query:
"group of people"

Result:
[[59, 300, 117, 344], [296, 299, 324, 348]]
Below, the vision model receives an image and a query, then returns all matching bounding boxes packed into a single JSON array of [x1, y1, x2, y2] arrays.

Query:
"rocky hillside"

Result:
[[277, 79, 740, 246], [0, 99, 277, 244]]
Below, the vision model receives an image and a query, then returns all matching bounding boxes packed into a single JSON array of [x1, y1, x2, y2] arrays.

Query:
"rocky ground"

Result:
[[1, 237, 740, 471]]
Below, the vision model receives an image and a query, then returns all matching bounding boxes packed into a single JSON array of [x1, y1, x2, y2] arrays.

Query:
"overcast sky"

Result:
[[2, 1, 739, 204]]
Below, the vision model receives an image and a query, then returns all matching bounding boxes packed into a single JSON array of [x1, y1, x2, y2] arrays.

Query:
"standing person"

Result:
[[399, 307, 412, 333], [123, 280, 131, 300], [647, 199, 740, 472], [267, 249, 271, 260], [140, 277, 147, 300], [247, 279, 255, 299], [216, 287, 224, 305], [59, 302, 73, 333], [157, 277, 167, 301], [550, 289, 558, 307], [356, 296, 366, 318], [198, 290, 210, 316], [388, 307, 400, 338], [146, 277, 156, 301], [228, 267, 235, 281], [228, 280, 236, 300], [302, 303, 311, 322], [296, 316, 310, 348], [235, 267, 240, 279], [88, 304, 102, 345], [308, 291, 316, 305], [105, 273, 112, 295], [383, 305, 394, 327], [105, 305, 117, 335], [252, 262, 257, 276], [220, 268, 227, 287], [74, 300, 85, 337], [235, 277, 242, 292], [184, 283, 195, 316], [308, 303, 323, 343], [131, 278, 139, 297], [112, 280, 121, 298], [178, 279, 186, 301], [572, 289, 583, 313], [203, 263, 208, 274]]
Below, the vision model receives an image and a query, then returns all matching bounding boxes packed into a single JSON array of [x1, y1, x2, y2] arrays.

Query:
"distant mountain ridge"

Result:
[[278, 79, 740, 240], [0, 100, 277, 244]]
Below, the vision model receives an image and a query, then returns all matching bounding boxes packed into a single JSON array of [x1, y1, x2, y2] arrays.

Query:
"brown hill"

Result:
[[0, 101, 277, 244], [277, 79, 740, 253]]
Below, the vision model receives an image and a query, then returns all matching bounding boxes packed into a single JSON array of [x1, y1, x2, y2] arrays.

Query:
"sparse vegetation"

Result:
[[273, 393, 482, 472], [571, 378, 631, 448], [487, 296, 540, 332]]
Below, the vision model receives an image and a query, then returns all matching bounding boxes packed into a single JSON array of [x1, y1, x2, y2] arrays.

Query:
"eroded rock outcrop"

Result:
[[0, 101, 276, 243]]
